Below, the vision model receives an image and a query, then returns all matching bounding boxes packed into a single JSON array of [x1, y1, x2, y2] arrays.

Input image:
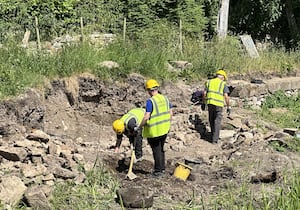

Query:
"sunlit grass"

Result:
[[50, 165, 120, 210], [1, 33, 300, 99], [260, 90, 300, 129]]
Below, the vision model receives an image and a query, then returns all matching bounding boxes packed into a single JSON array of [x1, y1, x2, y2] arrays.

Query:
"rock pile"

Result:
[[0, 127, 91, 209]]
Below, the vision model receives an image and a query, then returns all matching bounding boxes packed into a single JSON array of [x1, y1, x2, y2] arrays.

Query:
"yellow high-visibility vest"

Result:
[[206, 78, 226, 107], [121, 108, 145, 130], [143, 94, 171, 138]]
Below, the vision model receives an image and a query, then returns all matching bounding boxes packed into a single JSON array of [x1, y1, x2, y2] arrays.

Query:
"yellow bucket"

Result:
[[173, 162, 193, 181]]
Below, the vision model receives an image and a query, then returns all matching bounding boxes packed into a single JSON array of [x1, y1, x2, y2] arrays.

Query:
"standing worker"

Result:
[[203, 70, 231, 144], [138, 79, 172, 177], [112, 108, 145, 162]]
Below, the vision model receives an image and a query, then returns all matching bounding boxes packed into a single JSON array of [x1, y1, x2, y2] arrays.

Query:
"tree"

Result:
[[229, 0, 283, 37], [229, 0, 300, 47]]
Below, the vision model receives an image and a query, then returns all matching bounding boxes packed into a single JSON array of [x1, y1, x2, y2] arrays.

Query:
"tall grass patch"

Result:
[[204, 170, 300, 210], [258, 90, 300, 153], [260, 90, 300, 129], [0, 41, 104, 98], [50, 165, 120, 209], [1, 34, 300, 98], [0, 43, 44, 97], [95, 39, 171, 80]]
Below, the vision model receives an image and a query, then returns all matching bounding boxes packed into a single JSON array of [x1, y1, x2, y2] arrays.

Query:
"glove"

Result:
[[226, 106, 231, 115], [201, 103, 206, 111]]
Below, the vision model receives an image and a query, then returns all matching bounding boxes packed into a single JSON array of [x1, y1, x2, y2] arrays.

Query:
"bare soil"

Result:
[[1, 72, 299, 209]]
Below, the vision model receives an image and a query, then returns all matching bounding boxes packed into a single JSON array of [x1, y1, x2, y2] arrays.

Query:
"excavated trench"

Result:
[[0, 72, 300, 208]]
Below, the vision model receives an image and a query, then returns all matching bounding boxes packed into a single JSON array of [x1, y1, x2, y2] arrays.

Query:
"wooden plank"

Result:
[[240, 35, 259, 58]]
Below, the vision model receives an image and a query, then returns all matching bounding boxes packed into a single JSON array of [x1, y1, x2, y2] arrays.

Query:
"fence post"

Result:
[[179, 19, 183, 54], [217, 0, 230, 39], [35, 16, 41, 50], [80, 17, 84, 42], [123, 17, 126, 44]]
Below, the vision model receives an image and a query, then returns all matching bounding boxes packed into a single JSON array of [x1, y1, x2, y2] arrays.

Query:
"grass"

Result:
[[1, 34, 300, 99], [149, 169, 300, 210], [50, 164, 120, 209], [257, 90, 300, 153], [206, 170, 300, 210]]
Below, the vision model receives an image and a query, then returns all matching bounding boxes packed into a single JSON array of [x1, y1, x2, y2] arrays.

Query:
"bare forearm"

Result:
[[139, 112, 150, 128], [115, 137, 122, 148], [224, 95, 230, 107], [139, 117, 147, 128]]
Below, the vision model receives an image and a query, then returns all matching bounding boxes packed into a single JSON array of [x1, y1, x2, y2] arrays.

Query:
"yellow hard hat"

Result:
[[216, 69, 227, 80], [145, 79, 159, 90], [112, 119, 125, 135]]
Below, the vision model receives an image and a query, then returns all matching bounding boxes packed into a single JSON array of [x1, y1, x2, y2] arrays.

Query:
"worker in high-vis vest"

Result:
[[112, 108, 145, 162], [138, 79, 172, 177], [203, 70, 231, 144]]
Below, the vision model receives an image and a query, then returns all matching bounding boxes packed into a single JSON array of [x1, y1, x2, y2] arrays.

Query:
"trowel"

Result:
[[126, 144, 137, 180]]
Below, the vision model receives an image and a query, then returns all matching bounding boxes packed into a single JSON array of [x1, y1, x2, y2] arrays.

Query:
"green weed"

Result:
[[50, 164, 120, 209], [260, 90, 300, 129], [1, 35, 300, 99]]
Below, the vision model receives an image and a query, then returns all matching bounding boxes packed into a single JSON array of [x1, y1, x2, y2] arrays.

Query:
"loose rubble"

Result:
[[0, 72, 299, 209]]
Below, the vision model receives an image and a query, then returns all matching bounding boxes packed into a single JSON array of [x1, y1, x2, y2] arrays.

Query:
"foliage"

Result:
[[0, 0, 210, 41], [229, 0, 283, 38], [169, 0, 207, 38], [269, 137, 300, 153], [50, 165, 120, 209], [74, 0, 125, 34], [1, 34, 300, 99], [258, 90, 300, 154], [205, 170, 300, 210], [229, 0, 300, 46], [124, 0, 157, 36], [96, 38, 171, 79], [0, 0, 300, 47], [260, 90, 300, 129], [0, 0, 80, 40], [202, 0, 219, 38], [0, 40, 103, 98]]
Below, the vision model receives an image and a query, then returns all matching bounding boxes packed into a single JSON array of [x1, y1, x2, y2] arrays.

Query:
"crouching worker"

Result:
[[112, 108, 145, 162]]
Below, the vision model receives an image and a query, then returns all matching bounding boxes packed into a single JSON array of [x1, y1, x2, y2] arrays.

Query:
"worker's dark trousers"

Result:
[[208, 104, 223, 142], [147, 134, 167, 172], [130, 133, 143, 159]]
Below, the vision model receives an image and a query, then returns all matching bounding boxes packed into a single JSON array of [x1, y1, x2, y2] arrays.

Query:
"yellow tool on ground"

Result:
[[126, 144, 137, 180], [173, 162, 193, 181]]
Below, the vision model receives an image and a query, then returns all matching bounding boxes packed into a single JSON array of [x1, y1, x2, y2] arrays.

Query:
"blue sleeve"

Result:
[[145, 99, 153, 112], [224, 85, 230, 94]]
